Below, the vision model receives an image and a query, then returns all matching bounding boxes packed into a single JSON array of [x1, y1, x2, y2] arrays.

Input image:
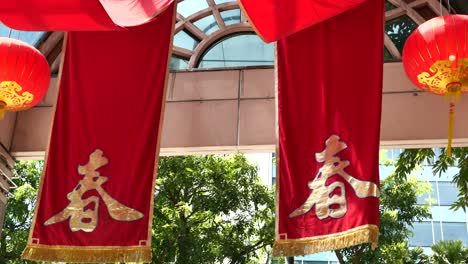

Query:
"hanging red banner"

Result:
[[238, 0, 367, 42], [273, 0, 383, 256], [0, 0, 173, 31], [21, 3, 175, 263]]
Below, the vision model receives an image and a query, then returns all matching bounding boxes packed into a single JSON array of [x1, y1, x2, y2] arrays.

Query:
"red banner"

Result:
[[273, 0, 383, 256], [238, 0, 367, 42], [21, 3, 175, 263], [0, 0, 173, 31]]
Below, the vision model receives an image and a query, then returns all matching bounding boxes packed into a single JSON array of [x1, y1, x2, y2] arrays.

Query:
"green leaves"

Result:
[[0, 160, 43, 264], [394, 148, 468, 211], [152, 155, 274, 264], [431, 240, 468, 264]]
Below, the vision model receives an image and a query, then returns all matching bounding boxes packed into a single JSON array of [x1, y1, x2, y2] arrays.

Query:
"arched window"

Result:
[[197, 33, 274, 69]]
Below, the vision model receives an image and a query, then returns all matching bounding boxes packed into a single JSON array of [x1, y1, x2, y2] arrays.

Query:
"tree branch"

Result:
[[334, 250, 346, 264]]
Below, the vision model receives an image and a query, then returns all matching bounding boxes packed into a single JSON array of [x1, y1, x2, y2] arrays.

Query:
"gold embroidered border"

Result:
[[273, 224, 379, 257], [22, 245, 151, 263]]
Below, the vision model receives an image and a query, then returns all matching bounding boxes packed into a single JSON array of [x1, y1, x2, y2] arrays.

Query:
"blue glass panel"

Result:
[[220, 9, 241, 26], [193, 15, 219, 35], [0, 24, 45, 47], [214, 0, 233, 4], [198, 34, 273, 68], [379, 166, 394, 180], [442, 222, 468, 244], [431, 206, 467, 222], [177, 0, 209, 18], [173, 30, 199, 51], [170, 56, 189, 70], [437, 182, 459, 206], [410, 222, 442, 247]]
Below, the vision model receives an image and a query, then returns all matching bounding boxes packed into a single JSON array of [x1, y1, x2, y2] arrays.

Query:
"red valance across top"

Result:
[[0, 0, 173, 31], [238, 0, 368, 42]]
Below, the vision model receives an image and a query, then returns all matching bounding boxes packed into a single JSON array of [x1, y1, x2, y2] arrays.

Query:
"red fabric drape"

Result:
[[274, 0, 383, 256], [22, 3, 175, 263], [238, 0, 367, 42], [0, 0, 173, 31]]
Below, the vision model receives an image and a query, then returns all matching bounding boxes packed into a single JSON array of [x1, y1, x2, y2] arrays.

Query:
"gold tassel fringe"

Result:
[[273, 224, 379, 257], [21, 245, 151, 263], [445, 83, 461, 158], [447, 102, 455, 157]]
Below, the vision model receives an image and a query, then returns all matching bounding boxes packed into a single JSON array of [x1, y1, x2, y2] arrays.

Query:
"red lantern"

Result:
[[0, 37, 50, 119], [403, 15, 468, 156]]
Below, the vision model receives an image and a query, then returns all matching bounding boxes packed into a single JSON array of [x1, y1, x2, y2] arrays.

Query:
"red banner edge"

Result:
[[236, 0, 270, 43]]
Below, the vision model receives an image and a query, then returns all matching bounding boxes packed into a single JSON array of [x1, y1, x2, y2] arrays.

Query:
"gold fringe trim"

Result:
[[273, 224, 379, 257], [21, 245, 151, 263]]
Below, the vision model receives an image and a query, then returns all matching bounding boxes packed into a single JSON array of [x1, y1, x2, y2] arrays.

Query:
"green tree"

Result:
[[334, 152, 432, 264], [0, 160, 43, 264], [152, 155, 274, 264], [431, 240, 468, 264], [395, 148, 468, 211]]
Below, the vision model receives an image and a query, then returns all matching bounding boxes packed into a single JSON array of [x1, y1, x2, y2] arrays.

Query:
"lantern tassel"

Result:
[[445, 84, 462, 158], [447, 102, 455, 157], [0, 102, 6, 120]]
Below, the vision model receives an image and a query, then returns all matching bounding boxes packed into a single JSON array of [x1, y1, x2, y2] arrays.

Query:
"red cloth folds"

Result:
[[274, 0, 383, 256], [100, 0, 174, 27], [0, 0, 119, 31], [22, 3, 175, 263], [0, 0, 173, 31], [238, 0, 368, 42]]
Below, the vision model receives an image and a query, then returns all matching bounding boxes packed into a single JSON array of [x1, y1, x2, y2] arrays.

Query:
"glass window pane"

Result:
[[214, 0, 233, 4], [170, 56, 189, 70], [198, 34, 273, 68], [437, 182, 458, 206], [410, 222, 442, 247], [421, 166, 440, 182], [430, 206, 467, 222], [173, 30, 199, 51], [385, 15, 418, 54], [438, 167, 458, 181], [193, 15, 219, 35], [220, 9, 241, 26], [442, 223, 468, 244], [0, 23, 45, 47], [177, 0, 209, 18], [379, 166, 394, 180]]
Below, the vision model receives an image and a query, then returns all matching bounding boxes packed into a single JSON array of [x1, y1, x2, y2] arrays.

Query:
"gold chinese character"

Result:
[[44, 149, 144, 232], [289, 135, 379, 219]]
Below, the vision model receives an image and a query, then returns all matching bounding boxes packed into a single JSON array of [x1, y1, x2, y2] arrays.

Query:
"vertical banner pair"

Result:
[[21, 3, 175, 263], [15, 0, 383, 261], [240, 0, 384, 257]]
